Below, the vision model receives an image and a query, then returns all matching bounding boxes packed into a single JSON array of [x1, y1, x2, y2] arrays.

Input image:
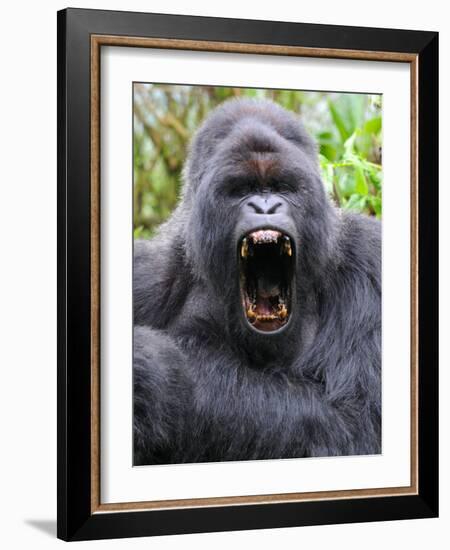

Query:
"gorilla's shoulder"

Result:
[[134, 238, 152, 262], [337, 211, 381, 275], [341, 210, 381, 241], [134, 237, 194, 328], [134, 238, 166, 280], [134, 233, 178, 273]]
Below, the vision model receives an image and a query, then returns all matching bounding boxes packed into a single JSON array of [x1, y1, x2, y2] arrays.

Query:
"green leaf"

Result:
[[354, 165, 369, 195], [347, 95, 366, 131], [363, 116, 382, 135], [343, 132, 358, 156], [368, 195, 382, 218], [317, 131, 334, 141], [345, 194, 367, 212], [319, 144, 337, 161], [329, 100, 349, 141], [328, 95, 367, 143], [336, 171, 356, 196]]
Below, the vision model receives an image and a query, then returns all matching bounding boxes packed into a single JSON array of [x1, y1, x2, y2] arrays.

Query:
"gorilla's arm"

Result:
[[133, 326, 192, 465], [176, 335, 364, 461], [134, 331, 377, 464]]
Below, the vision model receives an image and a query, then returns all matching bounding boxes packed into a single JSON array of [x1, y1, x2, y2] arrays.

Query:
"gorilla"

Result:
[[133, 98, 381, 465]]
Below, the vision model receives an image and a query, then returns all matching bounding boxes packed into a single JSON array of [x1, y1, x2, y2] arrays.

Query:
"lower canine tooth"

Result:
[[241, 238, 248, 258], [278, 305, 288, 319]]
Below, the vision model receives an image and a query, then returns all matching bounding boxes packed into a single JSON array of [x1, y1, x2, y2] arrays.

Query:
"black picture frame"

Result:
[[57, 7, 438, 541]]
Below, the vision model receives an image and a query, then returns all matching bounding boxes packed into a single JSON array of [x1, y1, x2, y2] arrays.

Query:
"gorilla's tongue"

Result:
[[255, 276, 280, 315], [254, 297, 275, 316]]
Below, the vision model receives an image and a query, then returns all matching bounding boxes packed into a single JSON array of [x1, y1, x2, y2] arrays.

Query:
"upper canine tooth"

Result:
[[241, 238, 248, 258], [284, 241, 292, 256]]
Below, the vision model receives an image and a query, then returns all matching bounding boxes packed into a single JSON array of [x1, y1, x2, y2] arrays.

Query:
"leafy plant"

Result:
[[317, 95, 382, 218]]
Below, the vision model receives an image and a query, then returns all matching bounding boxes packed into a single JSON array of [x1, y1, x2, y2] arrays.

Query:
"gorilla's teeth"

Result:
[[284, 241, 292, 256], [278, 304, 288, 319], [256, 314, 278, 321], [249, 229, 282, 244], [241, 238, 248, 258], [246, 305, 289, 323], [247, 308, 257, 321]]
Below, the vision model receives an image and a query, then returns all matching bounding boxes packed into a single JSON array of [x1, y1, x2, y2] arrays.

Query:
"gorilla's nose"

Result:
[[246, 194, 288, 215]]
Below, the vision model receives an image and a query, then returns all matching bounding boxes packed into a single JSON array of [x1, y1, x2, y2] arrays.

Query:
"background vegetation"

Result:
[[134, 84, 382, 238]]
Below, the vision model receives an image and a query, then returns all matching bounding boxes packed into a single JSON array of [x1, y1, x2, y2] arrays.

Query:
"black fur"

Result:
[[133, 98, 381, 465]]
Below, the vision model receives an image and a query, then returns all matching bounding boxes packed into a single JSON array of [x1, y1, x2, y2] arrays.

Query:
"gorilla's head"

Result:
[[177, 99, 337, 344]]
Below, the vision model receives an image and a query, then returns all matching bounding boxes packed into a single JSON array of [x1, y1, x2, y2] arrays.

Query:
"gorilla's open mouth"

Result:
[[239, 229, 295, 333]]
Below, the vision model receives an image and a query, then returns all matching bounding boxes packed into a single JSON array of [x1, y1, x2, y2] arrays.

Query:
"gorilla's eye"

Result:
[[225, 180, 256, 199], [239, 229, 295, 333]]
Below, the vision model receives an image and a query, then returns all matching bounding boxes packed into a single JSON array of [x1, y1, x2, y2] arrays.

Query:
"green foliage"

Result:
[[318, 94, 382, 219], [134, 85, 382, 236]]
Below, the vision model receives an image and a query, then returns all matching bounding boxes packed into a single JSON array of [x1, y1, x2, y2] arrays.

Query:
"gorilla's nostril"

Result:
[[246, 195, 286, 215], [267, 202, 283, 214], [247, 201, 264, 214]]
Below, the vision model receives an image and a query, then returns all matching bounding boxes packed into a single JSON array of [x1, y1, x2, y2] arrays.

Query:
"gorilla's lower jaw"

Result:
[[239, 228, 295, 333]]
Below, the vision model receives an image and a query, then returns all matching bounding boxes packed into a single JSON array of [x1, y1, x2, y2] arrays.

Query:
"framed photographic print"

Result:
[[57, 8, 438, 541]]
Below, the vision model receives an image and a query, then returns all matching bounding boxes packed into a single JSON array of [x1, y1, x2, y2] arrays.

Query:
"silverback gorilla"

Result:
[[133, 98, 381, 465]]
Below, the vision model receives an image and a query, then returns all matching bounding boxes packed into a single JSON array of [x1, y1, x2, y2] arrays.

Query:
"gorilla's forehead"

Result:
[[184, 98, 319, 194], [211, 137, 318, 189]]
